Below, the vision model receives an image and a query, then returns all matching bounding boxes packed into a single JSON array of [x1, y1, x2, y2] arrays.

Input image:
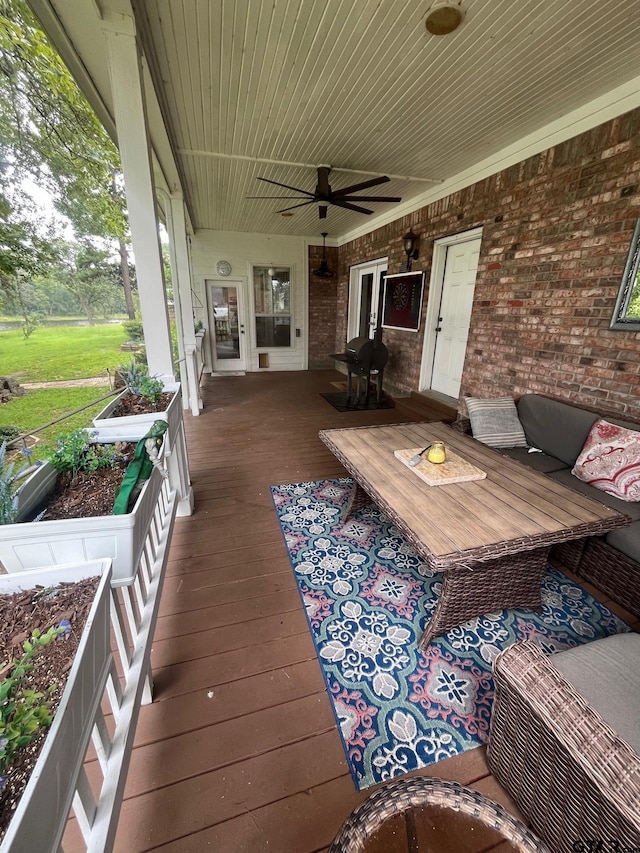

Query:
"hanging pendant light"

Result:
[[313, 232, 334, 278]]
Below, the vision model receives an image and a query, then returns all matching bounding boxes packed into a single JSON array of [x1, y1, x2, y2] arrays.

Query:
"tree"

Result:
[[0, 189, 55, 286], [0, 0, 136, 317], [60, 243, 124, 324]]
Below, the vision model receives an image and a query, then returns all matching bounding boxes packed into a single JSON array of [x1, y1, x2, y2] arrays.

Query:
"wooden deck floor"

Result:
[[109, 370, 638, 853]]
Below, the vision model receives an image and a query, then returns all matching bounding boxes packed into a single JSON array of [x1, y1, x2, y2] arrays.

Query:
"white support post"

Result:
[[163, 190, 202, 416], [103, 17, 174, 383]]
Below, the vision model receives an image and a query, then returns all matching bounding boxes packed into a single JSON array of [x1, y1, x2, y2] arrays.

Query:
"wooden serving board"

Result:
[[394, 447, 486, 486]]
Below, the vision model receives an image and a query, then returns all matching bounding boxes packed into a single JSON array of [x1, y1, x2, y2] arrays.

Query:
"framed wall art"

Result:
[[382, 271, 425, 332]]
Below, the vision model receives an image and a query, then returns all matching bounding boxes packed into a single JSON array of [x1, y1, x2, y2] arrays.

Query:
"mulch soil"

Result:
[[110, 391, 173, 418], [0, 576, 101, 840]]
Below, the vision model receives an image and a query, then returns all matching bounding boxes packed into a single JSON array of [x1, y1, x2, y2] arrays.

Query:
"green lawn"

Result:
[[0, 322, 127, 461], [0, 386, 115, 461], [0, 324, 126, 382]]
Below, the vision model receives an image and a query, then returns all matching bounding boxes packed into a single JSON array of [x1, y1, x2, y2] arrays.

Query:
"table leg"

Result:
[[419, 546, 549, 650], [344, 481, 373, 520]]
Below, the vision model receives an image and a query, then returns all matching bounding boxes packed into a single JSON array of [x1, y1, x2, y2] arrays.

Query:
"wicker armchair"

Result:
[[328, 777, 549, 852], [487, 639, 640, 853]]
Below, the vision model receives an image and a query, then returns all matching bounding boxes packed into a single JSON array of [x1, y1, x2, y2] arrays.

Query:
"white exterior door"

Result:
[[348, 259, 387, 341], [421, 231, 482, 398], [206, 279, 248, 372]]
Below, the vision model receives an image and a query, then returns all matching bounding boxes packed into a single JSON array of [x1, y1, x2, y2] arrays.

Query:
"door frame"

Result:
[[419, 226, 483, 395], [347, 257, 388, 341], [205, 277, 249, 373]]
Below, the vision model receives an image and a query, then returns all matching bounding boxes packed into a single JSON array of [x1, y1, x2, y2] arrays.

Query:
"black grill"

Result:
[[331, 335, 389, 406]]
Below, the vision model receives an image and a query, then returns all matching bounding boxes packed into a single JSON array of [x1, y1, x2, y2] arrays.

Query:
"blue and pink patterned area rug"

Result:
[[271, 478, 630, 791]]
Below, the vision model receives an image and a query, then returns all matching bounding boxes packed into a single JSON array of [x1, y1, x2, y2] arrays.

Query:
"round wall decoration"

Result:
[[392, 281, 410, 311], [216, 260, 232, 276]]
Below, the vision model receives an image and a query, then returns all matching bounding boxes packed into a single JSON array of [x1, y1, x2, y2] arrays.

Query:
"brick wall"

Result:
[[308, 243, 339, 368], [334, 109, 640, 419]]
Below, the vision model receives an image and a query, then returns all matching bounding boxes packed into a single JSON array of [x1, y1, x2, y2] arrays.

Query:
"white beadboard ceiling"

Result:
[[32, 0, 640, 240]]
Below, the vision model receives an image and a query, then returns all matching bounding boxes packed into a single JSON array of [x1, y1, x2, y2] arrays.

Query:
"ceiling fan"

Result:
[[247, 166, 401, 219]]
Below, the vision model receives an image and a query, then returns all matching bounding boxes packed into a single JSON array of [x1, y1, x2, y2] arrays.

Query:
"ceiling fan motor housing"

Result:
[[252, 167, 401, 219]]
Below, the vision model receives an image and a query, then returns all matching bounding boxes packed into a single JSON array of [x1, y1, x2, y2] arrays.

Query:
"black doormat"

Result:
[[320, 392, 395, 412]]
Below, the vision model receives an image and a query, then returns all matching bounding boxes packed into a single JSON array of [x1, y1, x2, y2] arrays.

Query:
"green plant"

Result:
[[122, 320, 144, 343], [117, 359, 164, 404], [0, 441, 30, 525], [47, 428, 121, 485], [0, 625, 66, 792], [0, 426, 21, 444]]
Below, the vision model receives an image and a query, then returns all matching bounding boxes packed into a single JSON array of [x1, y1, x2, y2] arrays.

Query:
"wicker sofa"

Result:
[[469, 393, 640, 617], [487, 634, 640, 853]]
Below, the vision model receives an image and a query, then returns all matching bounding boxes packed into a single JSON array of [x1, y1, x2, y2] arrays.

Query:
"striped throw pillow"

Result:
[[466, 397, 528, 448], [572, 419, 640, 502]]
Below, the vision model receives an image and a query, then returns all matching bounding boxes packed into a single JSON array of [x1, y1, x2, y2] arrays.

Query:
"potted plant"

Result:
[[92, 360, 181, 443], [0, 559, 110, 850], [0, 537, 174, 850], [92, 361, 193, 517], [0, 426, 170, 585]]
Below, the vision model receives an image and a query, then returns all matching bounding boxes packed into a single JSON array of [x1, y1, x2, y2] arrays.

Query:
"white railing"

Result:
[[0, 475, 178, 853]]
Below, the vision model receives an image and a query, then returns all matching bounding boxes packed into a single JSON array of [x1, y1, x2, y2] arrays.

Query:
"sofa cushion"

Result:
[[465, 397, 528, 448], [547, 469, 640, 521], [572, 419, 640, 502], [552, 632, 640, 752], [500, 447, 569, 473], [605, 521, 640, 563], [516, 394, 600, 466]]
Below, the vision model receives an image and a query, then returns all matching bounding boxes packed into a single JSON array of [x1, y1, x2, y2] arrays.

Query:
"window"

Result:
[[253, 266, 291, 347]]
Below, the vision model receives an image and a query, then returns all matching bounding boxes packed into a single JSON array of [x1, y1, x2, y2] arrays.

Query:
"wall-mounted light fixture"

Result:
[[402, 228, 419, 272]]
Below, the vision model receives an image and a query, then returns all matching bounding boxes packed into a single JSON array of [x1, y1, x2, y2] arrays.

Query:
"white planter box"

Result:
[[0, 483, 176, 853], [91, 381, 181, 443], [91, 382, 193, 517], [1, 459, 165, 585], [0, 560, 112, 853]]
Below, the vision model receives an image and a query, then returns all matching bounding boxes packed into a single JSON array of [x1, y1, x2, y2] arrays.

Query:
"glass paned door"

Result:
[[207, 280, 247, 371], [348, 260, 387, 341]]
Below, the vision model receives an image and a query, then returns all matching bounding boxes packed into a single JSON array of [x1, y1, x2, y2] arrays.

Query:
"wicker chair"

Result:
[[487, 639, 640, 853], [328, 777, 549, 852]]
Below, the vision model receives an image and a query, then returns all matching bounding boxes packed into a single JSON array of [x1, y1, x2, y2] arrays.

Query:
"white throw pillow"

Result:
[[465, 397, 528, 449]]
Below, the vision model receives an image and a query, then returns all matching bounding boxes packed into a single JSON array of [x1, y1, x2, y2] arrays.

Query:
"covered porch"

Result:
[[102, 370, 638, 852]]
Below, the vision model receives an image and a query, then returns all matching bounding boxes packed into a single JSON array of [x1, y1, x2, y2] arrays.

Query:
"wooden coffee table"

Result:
[[319, 422, 630, 648]]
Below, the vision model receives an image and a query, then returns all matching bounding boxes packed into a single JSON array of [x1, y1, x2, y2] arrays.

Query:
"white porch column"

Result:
[[103, 18, 174, 382], [162, 190, 202, 416]]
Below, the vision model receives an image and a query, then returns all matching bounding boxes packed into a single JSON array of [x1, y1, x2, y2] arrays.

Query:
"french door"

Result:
[[348, 258, 388, 341], [206, 279, 248, 372]]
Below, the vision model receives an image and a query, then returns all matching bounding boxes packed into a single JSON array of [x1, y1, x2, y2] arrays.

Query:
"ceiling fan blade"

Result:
[[319, 204, 328, 219], [339, 195, 402, 203], [257, 177, 314, 196], [331, 200, 374, 215], [246, 195, 311, 199], [317, 166, 330, 198], [275, 200, 316, 213], [332, 176, 390, 196]]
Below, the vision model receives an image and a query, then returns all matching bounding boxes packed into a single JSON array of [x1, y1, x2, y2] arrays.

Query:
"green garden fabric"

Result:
[[112, 420, 168, 515]]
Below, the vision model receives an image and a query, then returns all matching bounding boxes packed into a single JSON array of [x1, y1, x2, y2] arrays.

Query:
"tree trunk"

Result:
[[119, 238, 135, 320]]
